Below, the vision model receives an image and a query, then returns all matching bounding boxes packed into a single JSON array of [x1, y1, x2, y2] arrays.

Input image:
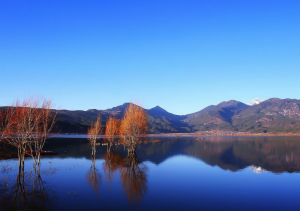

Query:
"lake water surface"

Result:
[[1, 136, 300, 211]]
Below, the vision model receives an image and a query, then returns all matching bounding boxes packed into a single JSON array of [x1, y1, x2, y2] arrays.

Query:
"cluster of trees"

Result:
[[0, 99, 148, 208], [0, 98, 56, 171], [88, 102, 148, 157], [0, 99, 147, 170], [0, 98, 57, 210], [86, 102, 148, 203]]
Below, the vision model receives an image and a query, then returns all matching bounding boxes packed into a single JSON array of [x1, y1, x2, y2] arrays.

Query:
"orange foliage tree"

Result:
[[119, 103, 148, 155], [105, 117, 120, 151], [29, 99, 57, 166], [0, 98, 57, 170], [0, 106, 16, 141], [87, 115, 102, 158]]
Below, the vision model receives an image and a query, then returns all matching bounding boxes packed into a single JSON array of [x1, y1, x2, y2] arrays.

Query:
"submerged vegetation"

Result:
[[87, 115, 102, 158]]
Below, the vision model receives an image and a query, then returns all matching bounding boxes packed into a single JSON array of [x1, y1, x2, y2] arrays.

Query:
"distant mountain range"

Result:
[[2, 98, 300, 134], [184, 98, 300, 133], [55, 103, 190, 134]]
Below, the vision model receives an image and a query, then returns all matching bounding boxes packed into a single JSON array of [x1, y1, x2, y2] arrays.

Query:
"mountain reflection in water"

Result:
[[1, 136, 300, 211], [9, 136, 298, 173]]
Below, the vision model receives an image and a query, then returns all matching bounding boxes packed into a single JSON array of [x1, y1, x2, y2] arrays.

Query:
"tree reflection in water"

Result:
[[0, 165, 56, 211], [120, 153, 148, 205], [103, 149, 148, 204], [103, 149, 123, 189], [86, 156, 102, 197]]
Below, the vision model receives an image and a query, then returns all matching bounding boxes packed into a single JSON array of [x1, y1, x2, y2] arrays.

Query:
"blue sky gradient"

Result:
[[1, 0, 299, 114]]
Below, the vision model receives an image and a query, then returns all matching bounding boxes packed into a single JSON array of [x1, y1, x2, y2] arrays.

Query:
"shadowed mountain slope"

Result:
[[184, 100, 250, 131], [55, 103, 190, 134]]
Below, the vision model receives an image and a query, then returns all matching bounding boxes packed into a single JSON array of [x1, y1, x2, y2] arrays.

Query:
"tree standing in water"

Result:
[[1, 99, 41, 171], [119, 103, 148, 155], [87, 115, 102, 158], [0, 98, 57, 170], [105, 117, 120, 152], [29, 99, 57, 168]]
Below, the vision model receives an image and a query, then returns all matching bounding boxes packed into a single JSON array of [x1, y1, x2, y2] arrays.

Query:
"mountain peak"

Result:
[[152, 105, 163, 109], [247, 98, 264, 106], [218, 100, 243, 107], [149, 105, 167, 112]]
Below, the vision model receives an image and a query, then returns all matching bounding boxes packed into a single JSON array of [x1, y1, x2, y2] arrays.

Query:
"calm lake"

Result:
[[1, 136, 300, 211]]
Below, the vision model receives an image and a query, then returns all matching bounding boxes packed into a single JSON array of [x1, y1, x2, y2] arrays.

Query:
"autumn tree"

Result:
[[0, 98, 57, 170], [2, 99, 41, 171], [0, 106, 16, 144], [105, 117, 120, 152], [29, 99, 57, 166], [87, 115, 102, 158], [119, 103, 148, 155]]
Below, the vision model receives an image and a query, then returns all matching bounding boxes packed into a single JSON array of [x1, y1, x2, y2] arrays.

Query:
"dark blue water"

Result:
[[1, 136, 300, 211]]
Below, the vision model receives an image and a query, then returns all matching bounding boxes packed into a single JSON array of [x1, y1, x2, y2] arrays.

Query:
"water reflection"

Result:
[[0, 166, 56, 210], [182, 137, 300, 173], [3, 137, 300, 173], [249, 165, 267, 174], [2, 137, 300, 210], [103, 149, 148, 204], [103, 149, 122, 189], [120, 153, 148, 204], [86, 158, 102, 196]]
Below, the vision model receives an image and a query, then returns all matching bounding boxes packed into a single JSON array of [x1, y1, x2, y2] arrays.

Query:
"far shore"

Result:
[[156, 131, 300, 137], [48, 132, 300, 138]]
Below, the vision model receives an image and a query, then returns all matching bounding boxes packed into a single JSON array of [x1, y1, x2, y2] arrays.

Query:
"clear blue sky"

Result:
[[1, 0, 299, 115]]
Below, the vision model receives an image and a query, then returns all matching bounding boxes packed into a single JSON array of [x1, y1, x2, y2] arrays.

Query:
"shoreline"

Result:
[[48, 132, 300, 138]]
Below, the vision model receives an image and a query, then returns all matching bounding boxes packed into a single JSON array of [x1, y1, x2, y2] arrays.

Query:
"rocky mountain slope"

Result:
[[232, 98, 300, 132]]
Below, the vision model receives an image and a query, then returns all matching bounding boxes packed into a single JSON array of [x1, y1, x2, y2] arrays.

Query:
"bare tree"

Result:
[[119, 103, 148, 155], [0, 98, 57, 170], [29, 99, 57, 166], [3, 99, 42, 171], [87, 115, 102, 158]]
